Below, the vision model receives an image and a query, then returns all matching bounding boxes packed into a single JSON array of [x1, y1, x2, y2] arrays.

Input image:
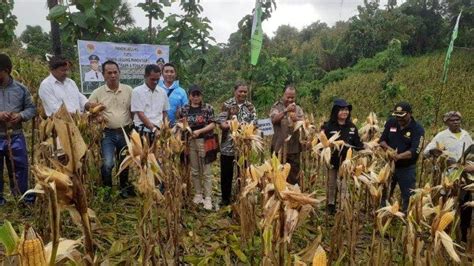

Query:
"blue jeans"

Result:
[[386, 165, 416, 212], [0, 134, 29, 198], [101, 129, 129, 189]]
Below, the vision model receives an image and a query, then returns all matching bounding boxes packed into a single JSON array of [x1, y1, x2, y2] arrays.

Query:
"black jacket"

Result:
[[322, 121, 363, 168]]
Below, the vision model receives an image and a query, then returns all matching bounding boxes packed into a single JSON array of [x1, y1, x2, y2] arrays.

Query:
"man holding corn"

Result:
[[380, 102, 425, 212], [0, 54, 37, 206], [85, 60, 134, 198], [270, 85, 304, 185]]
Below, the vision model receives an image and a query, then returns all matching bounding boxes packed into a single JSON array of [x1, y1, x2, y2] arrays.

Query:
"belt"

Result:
[[104, 125, 132, 133]]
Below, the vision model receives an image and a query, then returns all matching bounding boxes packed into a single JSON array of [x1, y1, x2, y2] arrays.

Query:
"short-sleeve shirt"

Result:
[[88, 83, 133, 129], [177, 103, 215, 138], [269, 100, 304, 155], [218, 97, 257, 156], [131, 83, 169, 128], [380, 117, 425, 167], [39, 74, 88, 116]]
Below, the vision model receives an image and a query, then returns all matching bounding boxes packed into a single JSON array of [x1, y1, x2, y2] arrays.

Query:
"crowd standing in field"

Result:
[[0, 53, 472, 242]]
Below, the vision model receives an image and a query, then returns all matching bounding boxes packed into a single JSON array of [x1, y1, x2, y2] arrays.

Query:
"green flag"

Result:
[[442, 10, 462, 83], [250, 0, 263, 66]]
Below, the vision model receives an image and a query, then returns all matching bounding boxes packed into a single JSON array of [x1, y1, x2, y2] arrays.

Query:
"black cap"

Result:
[[392, 102, 412, 117], [333, 98, 352, 111], [188, 84, 202, 94], [89, 54, 100, 61], [156, 57, 165, 64]]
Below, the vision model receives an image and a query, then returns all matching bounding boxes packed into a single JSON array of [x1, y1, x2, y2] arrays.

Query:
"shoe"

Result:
[[0, 197, 6, 206], [120, 187, 136, 198], [203, 197, 212, 210], [193, 194, 203, 205], [327, 204, 336, 215]]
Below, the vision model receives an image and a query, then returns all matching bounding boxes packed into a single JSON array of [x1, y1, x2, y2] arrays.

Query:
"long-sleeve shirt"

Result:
[[380, 117, 425, 168], [270, 100, 304, 155], [39, 74, 88, 117], [423, 128, 472, 162], [0, 78, 36, 136], [322, 121, 364, 168]]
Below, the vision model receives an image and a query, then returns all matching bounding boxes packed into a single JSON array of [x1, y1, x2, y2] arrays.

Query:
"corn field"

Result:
[[0, 50, 473, 265]]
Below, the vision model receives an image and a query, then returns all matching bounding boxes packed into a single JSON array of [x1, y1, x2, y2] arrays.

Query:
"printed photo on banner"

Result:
[[77, 40, 169, 94]]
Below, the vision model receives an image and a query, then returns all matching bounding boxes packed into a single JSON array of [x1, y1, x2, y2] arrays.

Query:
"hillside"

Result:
[[316, 50, 474, 129]]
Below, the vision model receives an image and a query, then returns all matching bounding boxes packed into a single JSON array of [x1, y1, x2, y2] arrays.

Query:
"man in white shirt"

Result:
[[424, 111, 472, 163], [131, 64, 169, 141], [39, 56, 88, 117]]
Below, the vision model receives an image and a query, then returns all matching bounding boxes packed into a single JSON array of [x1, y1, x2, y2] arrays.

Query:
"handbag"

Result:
[[204, 133, 219, 164]]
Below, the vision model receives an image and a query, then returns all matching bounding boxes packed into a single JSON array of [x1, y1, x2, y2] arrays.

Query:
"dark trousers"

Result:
[[220, 154, 235, 205], [0, 134, 29, 197], [383, 165, 416, 212], [101, 129, 129, 189], [286, 153, 301, 185]]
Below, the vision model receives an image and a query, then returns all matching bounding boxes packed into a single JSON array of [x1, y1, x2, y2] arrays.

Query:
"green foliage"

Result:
[[19, 25, 51, 59], [0, 0, 18, 48], [318, 50, 474, 128], [47, 0, 125, 43]]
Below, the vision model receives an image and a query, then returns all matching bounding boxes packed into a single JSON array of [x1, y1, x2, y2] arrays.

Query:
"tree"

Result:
[[20, 25, 51, 58], [137, 0, 171, 41], [0, 0, 18, 48], [114, 1, 135, 30], [47, 0, 122, 44]]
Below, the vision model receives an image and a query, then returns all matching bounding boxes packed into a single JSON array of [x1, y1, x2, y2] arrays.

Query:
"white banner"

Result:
[[77, 40, 169, 94]]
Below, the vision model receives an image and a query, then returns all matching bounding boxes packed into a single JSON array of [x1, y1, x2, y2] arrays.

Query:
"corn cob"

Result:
[[436, 211, 455, 232], [319, 131, 329, 147], [130, 130, 143, 157], [312, 245, 327, 266], [89, 103, 106, 114], [18, 226, 47, 266]]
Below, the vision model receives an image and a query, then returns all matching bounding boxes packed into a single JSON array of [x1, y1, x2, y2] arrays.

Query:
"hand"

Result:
[[192, 130, 200, 138], [464, 164, 474, 173], [285, 103, 296, 113], [9, 113, 22, 124], [220, 121, 230, 130], [0, 112, 12, 122], [289, 112, 298, 122]]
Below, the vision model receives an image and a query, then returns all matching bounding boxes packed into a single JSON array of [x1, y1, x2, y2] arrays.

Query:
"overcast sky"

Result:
[[13, 0, 390, 44]]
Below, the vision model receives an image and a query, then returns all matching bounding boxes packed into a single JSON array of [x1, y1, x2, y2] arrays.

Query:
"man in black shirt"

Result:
[[380, 102, 425, 212]]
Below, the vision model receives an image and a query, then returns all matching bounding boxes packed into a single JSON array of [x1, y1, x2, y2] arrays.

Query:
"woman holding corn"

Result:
[[177, 85, 216, 210], [322, 99, 363, 214]]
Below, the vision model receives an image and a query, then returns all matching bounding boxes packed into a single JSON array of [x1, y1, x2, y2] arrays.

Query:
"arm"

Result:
[[423, 133, 440, 157], [379, 121, 391, 150], [395, 127, 424, 161], [18, 86, 36, 122], [38, 83, 60, 116], [136, 112, 157, 130], [218, 104, 230, 130], [193, 123, 216, 137], [352, 126, 364, 150], [84, 90, 99, 111]]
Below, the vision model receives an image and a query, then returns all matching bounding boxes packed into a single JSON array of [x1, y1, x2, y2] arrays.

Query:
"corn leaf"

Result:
[[0, 220, 19, 255]]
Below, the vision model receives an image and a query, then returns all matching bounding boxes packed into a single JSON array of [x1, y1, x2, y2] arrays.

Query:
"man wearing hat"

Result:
[[84, 54, 104, 82], [423, 111, 472, 163], [270, 85, 305, 185], [380, 102, 425, 212]]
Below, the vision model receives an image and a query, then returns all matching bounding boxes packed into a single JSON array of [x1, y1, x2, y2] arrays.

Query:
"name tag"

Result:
[[330, 131, 338, 134], [349, 131, 355, 134], [390, 127, 397, 132]]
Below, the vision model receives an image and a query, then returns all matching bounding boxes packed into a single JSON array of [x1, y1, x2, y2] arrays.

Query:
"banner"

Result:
[[250, 0, 263, 66], [257, 118, 274, 136], [441, 10, 462, 84], [77, 40, 169, 94]]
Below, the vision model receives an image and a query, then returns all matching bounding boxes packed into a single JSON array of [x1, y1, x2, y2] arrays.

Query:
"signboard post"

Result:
[[77, 40, 169, 94]]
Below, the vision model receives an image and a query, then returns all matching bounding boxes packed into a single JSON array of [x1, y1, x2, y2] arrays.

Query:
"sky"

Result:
[[13, 0, 390, 44]]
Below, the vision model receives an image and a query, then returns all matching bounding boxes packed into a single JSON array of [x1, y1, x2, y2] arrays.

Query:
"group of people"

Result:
[[0, 53, 472, 239]]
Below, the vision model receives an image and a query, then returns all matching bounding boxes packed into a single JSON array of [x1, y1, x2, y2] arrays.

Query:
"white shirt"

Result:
[[131, 83, 169, 128], [39, 74, 88, 117], [423, 128, 472, 161], [84, 70, 104, 82]]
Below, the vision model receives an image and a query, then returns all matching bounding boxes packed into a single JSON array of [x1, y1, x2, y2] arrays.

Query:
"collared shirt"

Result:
[[0, 78, 36, 136], [131, 83, 169, 127], [218, 97, 257, 156], [88, 83, 133, 129], [39, 74, 88, 117], [270, 100, 304, 155], [158, 80, 188, 125], [423, 129, 472, 162], [380, 117, 425, 167]]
